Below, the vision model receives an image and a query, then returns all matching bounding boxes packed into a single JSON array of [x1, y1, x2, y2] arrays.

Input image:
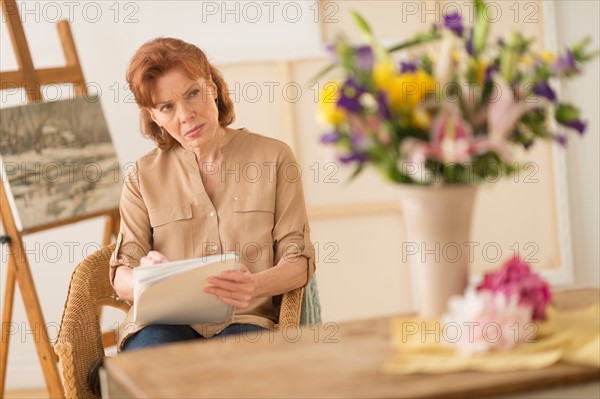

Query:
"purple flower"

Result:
[[562, 119, 587, 135], [533, 80, 556, 101], [444, 12, 463, 37], [477, 256, 552, 320], [400, 61, 418, 73], [337, 78, 367, 113], [356, 45, 374, 70], [376, 91, 392, 119], [484, 64, 498, 85], [324, 42, 339, 61], [552, 50, 579, 75], [320, 131, 341, 144], [339, 152, 367, 164], [466, 28, 474, 56], [553, 134, 568, 146]]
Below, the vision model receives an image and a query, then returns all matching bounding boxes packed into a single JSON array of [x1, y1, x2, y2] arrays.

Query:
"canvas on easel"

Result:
[[0, 95, 122, 231]]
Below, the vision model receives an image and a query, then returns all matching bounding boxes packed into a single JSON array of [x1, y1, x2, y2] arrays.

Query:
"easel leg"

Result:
[[103, 213, 115, 246], [0, 257, 16, 397], [103, 210, 120, 246], [11, 253, 64, 398]]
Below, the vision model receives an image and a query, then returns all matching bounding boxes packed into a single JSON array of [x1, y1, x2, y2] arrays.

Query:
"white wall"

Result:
[[555, 0, 600, 288], [1, 0, 598, 390]]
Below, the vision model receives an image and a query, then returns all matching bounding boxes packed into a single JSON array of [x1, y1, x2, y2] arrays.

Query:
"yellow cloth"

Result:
[[383, 304, 600, 374]]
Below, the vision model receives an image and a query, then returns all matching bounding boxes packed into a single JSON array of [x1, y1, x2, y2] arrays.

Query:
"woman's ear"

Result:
[[145, 108, 160, 126]]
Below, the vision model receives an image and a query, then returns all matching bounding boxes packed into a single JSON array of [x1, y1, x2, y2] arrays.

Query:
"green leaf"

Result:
[[351, 10, 372, 36], [347, 163, 365, 183], [418, 54, 434, 75], [473, 0, 490, 56], [307, 62, 338, 84], [571, 36, 600, 62], [500, 32, 520, 82], [555, 103, 580, 123], [387, 29, 440, 53]]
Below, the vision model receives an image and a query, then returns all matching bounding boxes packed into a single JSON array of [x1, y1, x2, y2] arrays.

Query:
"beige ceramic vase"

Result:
[[399, 184, 478, 319]]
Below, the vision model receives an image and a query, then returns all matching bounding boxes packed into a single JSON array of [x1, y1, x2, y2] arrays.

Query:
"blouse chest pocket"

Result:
[[148, 204, 193, 256], [233, 194, 276, 233], [233, 194, 275, 213]]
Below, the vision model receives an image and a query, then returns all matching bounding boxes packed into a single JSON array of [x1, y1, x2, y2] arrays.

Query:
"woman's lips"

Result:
[[185, 124, 204, 137]]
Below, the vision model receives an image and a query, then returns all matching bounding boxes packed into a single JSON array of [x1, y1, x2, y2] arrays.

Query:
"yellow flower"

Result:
[[373, 59, 396, 89], [318, 81, 345, 125], [374, 61, 436, 113], [396, 71, 436, 110], [411, 107, 432, 130], [538, 50, 557, 63], [476, 60, 488, 86], [452, 50, 462, 62], [519, 54, 535, 68]]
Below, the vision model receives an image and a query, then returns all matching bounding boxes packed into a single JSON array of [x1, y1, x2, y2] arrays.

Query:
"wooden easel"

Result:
[[0, 0, 120, 397]]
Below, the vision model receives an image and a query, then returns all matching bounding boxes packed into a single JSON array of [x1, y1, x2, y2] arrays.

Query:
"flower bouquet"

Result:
[[317, 1, 596, 185], [315, 0, 597, 318]]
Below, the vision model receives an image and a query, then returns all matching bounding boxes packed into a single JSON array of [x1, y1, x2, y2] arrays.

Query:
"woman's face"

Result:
[[148, 67, 221, 152]]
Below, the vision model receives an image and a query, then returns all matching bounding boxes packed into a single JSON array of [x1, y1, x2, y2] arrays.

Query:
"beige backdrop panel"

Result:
[[216, 63, 284, 140]]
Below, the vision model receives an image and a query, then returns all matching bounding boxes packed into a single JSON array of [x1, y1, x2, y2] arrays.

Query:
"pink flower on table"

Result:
[[477, 256, 552, 320]]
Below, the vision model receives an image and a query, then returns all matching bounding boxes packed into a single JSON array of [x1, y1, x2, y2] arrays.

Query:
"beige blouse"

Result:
[[109, 127, 316, 350]]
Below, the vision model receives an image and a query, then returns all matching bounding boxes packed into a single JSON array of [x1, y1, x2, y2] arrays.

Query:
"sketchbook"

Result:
[[132, 252, 240, 325]]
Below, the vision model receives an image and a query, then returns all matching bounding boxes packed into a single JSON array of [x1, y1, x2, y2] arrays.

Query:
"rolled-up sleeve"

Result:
[[272, 144, 316, 286], [109, 163, 151, 287]]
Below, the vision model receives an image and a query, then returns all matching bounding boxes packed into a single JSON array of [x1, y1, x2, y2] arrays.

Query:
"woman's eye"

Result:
[[189, 89, 200, 98], [160, 104, 173, 112]]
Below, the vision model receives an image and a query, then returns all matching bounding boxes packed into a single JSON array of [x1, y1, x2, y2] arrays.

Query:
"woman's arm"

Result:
[[254, 255, 308, 297], [114, 266, 134, 302], [110, 163, 153, 300], [205, 255, 308, 308]]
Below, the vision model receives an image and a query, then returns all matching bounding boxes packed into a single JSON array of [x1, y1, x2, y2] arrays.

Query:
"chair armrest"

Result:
[[278, 287, 304, 328]]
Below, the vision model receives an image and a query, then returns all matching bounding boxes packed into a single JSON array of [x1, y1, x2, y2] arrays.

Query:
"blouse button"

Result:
[[234, 197, 238, 201], [209, 211, 215, 217], [212, 245, 218, 250]]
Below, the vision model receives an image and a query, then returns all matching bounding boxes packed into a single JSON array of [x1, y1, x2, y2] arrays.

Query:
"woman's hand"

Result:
[[114, 251, 170, 303], [204, 264, 258, 309], [140, 250, 170, 266]]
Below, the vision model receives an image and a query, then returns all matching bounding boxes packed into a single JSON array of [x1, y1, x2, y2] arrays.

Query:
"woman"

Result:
[[110, 37, 316, 352]]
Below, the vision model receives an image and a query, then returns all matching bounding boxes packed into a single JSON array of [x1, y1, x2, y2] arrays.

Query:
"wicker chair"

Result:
[[54, 244, 304, 399]]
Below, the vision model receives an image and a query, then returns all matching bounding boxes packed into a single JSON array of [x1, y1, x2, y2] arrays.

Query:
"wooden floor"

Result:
[[5, 382, 599, 398], [5, 388, 48, 398]]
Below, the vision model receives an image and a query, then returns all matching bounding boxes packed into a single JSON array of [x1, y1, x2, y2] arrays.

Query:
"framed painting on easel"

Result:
[[0, 94, 122, 232]]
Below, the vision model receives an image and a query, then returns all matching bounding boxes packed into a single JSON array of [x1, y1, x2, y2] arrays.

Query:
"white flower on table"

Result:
[[442, 288, 533, 356]]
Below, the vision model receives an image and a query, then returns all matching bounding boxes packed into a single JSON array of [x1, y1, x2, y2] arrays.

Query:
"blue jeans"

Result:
[[122, 323, 266, 352]]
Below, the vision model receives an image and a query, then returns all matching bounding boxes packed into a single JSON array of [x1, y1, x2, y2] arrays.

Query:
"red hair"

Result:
[[126, 37, 235, 150]]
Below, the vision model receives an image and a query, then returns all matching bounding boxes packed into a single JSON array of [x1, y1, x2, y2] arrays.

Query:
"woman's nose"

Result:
[[177, 102, 196, 123]]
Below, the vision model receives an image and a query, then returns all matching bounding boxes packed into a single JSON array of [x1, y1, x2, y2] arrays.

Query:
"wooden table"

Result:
[[101, 288, 600, 398]]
